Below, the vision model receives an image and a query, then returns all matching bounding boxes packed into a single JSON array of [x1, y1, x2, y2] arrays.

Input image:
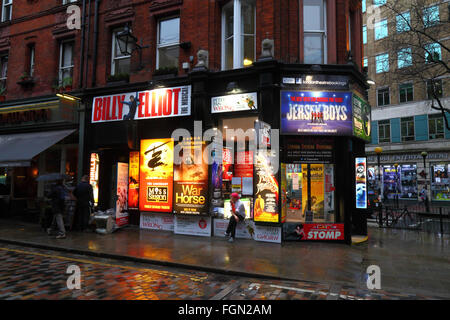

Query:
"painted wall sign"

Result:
[[281, 91, 353, 135], [139, 138, 174, 212], [91, 86, 191, 123], [211, 92, 257, 113], [355, 157, 367, 209]]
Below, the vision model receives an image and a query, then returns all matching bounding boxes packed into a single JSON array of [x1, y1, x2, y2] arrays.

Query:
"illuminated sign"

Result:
[[91, 86, 191, 123], [355, 157, 367, 209], [116, 162, 129, 227], [283, 223, 345, 241], [211, 92, 257, 113], [89, 153, 99, 205], [352, 93, 371, 141], [254, 150, 279, 223], [128, 151, 139, 209], [139, 138, 174, 212]]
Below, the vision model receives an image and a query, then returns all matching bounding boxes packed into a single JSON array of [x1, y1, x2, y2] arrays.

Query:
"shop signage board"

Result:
[[89, 153, 99, 205], [139, 138, 174, 212], [355, 157, 367, 209], [213, 219, 254, 239], [285, 137, 333, 163], [91, 85, 191, 123], [174, 215, 212, 237], [140, 212, 174, 231], [282, 75, 349, 89], [352, 93, 371, 141], [254, 225, 282, 243], [211, 92, 258, 113], [280, 91, 353, 135], [254, 150, 279, 223], [173, 139, 209, 215], [128, 151, 139, 209], [283, 223, 344, 241], [115, 162, 129, 227]]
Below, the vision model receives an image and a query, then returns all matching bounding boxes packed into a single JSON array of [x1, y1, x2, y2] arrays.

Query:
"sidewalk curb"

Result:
[[0, 237, 302, 283]]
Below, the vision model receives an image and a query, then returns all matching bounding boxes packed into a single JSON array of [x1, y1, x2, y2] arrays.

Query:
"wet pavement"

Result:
[[0, 219, 449, 299]]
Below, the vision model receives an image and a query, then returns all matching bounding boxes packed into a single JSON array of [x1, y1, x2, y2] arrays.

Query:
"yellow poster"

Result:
[[302, 164, 324, 220]]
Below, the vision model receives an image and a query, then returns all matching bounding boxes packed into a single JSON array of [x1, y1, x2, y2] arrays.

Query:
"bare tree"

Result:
[[370, 0, 449, 129]]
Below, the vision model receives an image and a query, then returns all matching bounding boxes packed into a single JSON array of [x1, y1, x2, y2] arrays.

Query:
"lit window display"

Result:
[[382, 165, 417, 200], [431, 164, 450, 201]]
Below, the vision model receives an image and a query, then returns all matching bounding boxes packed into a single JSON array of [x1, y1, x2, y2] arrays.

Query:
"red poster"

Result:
[[303, 223, 344, 240], [223, 148, 233, 181], [139, 138, 174, 212], [234, 151, 253, 178], [128, 151, 139, 209]]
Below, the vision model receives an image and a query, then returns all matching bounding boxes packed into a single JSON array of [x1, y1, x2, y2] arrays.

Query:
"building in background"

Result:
[[363, 0, 450, 203]]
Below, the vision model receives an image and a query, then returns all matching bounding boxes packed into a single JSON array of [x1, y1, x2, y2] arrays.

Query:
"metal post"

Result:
[[439, 207, 443, 235]]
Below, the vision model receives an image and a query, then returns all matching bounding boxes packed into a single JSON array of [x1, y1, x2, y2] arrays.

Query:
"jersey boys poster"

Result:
[[128, 151, 139, 209], [173, 138, 209, 215], [254, 150, 279, 223], [281, 91, 353, 135], [91, 86, 191, 123], [139, 138, 174, 212]]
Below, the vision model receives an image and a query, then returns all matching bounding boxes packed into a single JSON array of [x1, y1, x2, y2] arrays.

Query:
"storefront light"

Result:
[[56, 93, 80, 101], [243, 58, 253, 66]]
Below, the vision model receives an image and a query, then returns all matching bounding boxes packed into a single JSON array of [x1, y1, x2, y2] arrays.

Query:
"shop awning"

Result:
[[0, 129, 76, 167]]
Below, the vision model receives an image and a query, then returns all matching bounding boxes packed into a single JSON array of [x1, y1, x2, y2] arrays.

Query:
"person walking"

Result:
[[48, 179, 67, 239], [225, 193, 246, 243], [73, 175, 94, 232]]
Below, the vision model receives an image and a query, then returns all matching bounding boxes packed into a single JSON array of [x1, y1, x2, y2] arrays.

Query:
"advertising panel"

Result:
[[139, 138, 174, 212], [174, 215, 212, 237], [211, 92, 258, 113], [89, 153, 99, 205], [91, 86, 191, 123], [173, 139, 209, 215], [213, 219, 254, 239], [283, 223, 344, 241], [302, 164, 325, 219], [352, 93, 371, 141], [128, 151, 139, 209], [222, 148, 233, 181], [355, 157, 367, 209], [253, 225, 282, 243], [254, 151, 279, 223], [281, 91, 353, 135], [255, 120, 271, 148], [140, 212, 174, 231], [285, 137, 333, 163], [116, 162, 129, 227]]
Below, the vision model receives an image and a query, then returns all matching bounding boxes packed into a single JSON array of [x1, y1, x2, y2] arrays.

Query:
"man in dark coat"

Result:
[[73, 175, 94, 231]]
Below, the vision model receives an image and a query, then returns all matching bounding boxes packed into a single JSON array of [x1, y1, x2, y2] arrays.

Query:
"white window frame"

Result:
[[377, 86, 390, 106], [428, 113, 445, 139], [374, 19, 388, 41], [111, 27, 131, 76], [378, 119, 391, 143], [221, 0, 256, 70], [63, 0, 78, 4], [303, 0, 327, 64], [156, 16, 180, 70], [59, 40, 74, 85], [398, 82, 414, 103], [1, 0, 12, 22]]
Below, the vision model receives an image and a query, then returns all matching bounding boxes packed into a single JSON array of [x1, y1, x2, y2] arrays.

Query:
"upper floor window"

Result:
[[363, 57, 368, 67], [363, 25, 367, 44], [424, 42, 442, 63], [373, 0, 386, 7], [374, 19, 388, 40], [401, 117, 415, 141], [29, 45, 35, 77], [396, 12, 410, 33], [63, 0, 78, 4], [1, 0, 12, 22], [399, 83, 413, 103], [378, 120, 391, 143], [377, 87, 390, 106], [375, 53, 389, 73], [428, 114, 445, 139], [0, 54, 7, 89], [59, 41, 74, 85], [157, 17, 180, 70], [423, 5, 440, 28], [111, 27, 131, 76], [222, 0, 256, 70], [303, 0, 327, 64], [397, 47, 412, 69], [362, 0, 366, 13], [426, 79, 443, 99]]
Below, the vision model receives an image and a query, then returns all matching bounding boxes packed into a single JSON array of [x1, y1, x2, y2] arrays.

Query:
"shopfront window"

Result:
[[431, 164, 450, 201], [399, 164, 417, 199]]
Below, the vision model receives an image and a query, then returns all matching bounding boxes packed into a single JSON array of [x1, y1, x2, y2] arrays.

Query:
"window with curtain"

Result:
[[303, 0, 326, 64], [222, 0, 255, 70], [157, 17, 180, 69]]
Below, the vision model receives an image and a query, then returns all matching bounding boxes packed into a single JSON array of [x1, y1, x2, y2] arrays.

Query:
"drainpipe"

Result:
[[84, 0, 92, 89], [79, 0, 86, 89], [92, 0, 100, 87]]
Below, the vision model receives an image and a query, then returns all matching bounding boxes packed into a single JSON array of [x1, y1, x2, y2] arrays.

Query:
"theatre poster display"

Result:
[[254, 150, 279, 223], [173, 138, 209, 215], [281, 91, 353, 135], [352, 93, 371, 141], [283, 223, 344, 241], [139, 138, 174, 212], [115, 162, 129, 227], [89, 153, 99, 205], [128, 151, 139, 209], [355, 157, 367, 209]]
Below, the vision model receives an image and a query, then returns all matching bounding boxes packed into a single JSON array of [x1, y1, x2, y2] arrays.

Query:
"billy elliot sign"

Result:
[[280, 91, 353, 136]]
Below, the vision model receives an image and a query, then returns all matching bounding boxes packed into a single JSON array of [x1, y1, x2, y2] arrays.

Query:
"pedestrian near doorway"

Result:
[[225, 193, 246, 243], [48, 179, 67, 239], [73, 175, 94, 232]]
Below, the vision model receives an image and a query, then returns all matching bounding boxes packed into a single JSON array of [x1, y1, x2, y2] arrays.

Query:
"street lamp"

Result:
[[116, 24, 149, 70], [394, 163, 399, 208], [421, 151, 430, 212]]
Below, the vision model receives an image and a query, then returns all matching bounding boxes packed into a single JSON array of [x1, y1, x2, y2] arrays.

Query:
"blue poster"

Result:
[[355, 157, 367, 209], [281, 91, 353, 135]]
